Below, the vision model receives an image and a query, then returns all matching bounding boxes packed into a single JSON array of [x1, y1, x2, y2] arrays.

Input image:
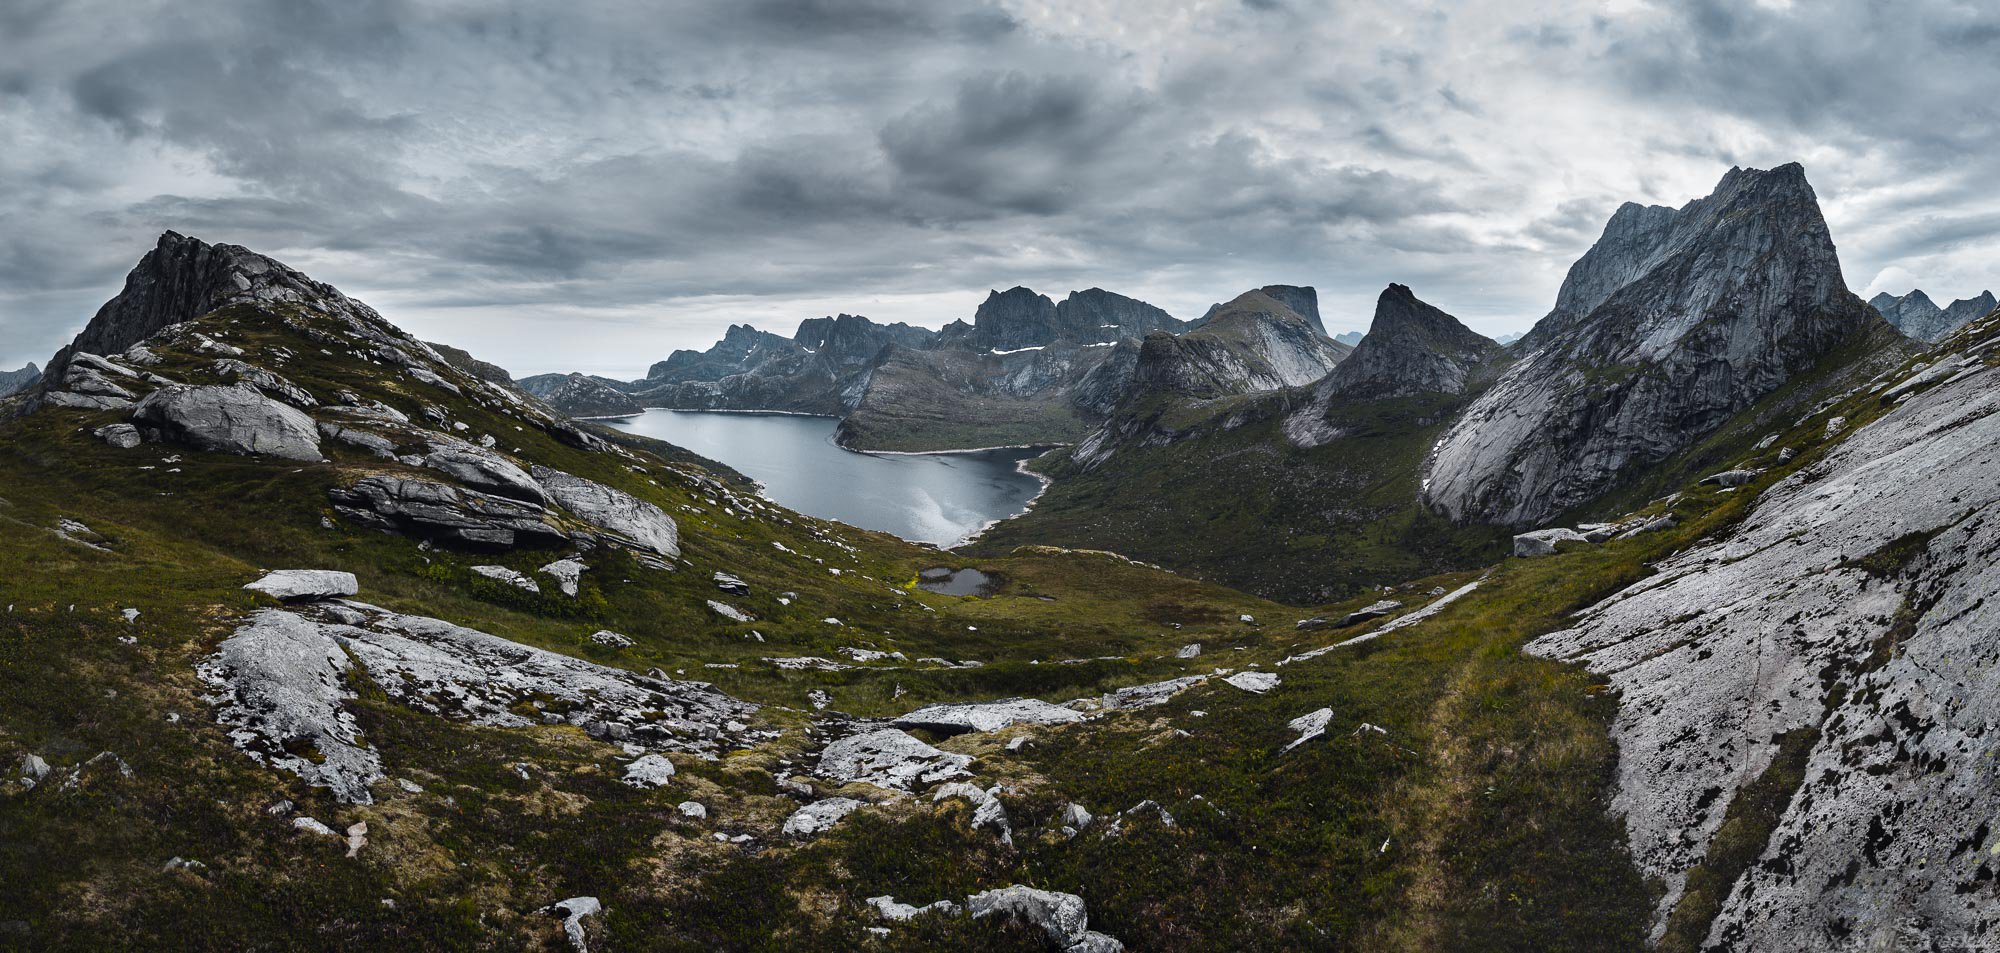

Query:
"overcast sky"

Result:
[[2, 0, 1997, 377]]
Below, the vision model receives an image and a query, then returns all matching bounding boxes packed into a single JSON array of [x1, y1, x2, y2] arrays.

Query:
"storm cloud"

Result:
[[1, 0, 1996, 376]]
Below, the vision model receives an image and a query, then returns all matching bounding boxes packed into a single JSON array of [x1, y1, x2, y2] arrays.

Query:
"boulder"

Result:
[[1223, 671, 1280, 693], [967, 886, 1123, 953], [782, 797, 866, 838], [1176, 643, 1202, 659], [1336, 599, 1402, 626], [676, 801, 706, 819], [866, 895, 962, 921], [132, 384, 322, 461], [712, 571, 750, 596], [1512, 527, 1587, 557], [589, 630, 634, 648], [1283, 708, 1334, 752], [815, 728, 972, 791], [539, 558, 587, 597], [94, 423, 142, 449], [707, 601, 755, 623], [315, 421, 398, 459], [328, 475, 564, 550], [892, 698, 1087, 735], [422, 442, 546, 505], [536, 896, 601, 953], [1099, 675, 1208, 710], [1698, 468, 1761, 488], [531, 466, 680, 557], [621, 754, 675, 788], [208, 359, 317, 408], [933, 781, 1012, 844], [244, 570, 358, 601]]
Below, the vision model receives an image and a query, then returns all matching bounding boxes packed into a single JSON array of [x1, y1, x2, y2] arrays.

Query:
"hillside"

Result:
[[4, 231, 1997, 953]]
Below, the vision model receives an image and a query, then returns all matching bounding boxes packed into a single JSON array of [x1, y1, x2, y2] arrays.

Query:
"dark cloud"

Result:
[[0, 0, 1996, 375]]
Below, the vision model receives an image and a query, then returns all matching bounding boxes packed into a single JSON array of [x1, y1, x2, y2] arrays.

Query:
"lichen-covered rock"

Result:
[[781, 797, 866, 837], [1526, 332, 2000, 947], [209, 358, 317, 408], [531, 465, 680, 557], [866, 895, 961, 921], [1098, 675, 1207, 710], [1336, 599, 1402, 626], [422, 441, 546, 505], [588, 630, 634, 648], [1223, 671, 1279, 693], [540, 558, 587, 597], [1283, 708, 1334, 752], [244, 570, 358, 602], [197, 609, 385, 804], [932, 782, 1012, 844], [892, 698, 1086, 735], [707, 601, 754, 623], [94, 423, 142, 449], [712, 571, 750, 596], [814, 728, 972, 791], [328, 475, 564, 550], [132, 383, 323, 461], [537, 896, 601, 953]]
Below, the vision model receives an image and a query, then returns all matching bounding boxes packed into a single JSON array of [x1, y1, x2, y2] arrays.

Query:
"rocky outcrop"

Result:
[[1052, 288, 1184, 343], [967, 886, 1123, 953], [814, 728, 973, 791], [1200, 284, 1329, 337], [519, 373, 642, 418], [132, 383, 324, 461], [782, 797, 867, 838], [426, 342, 515, 385], [1870, 288, 1995, 343], [935, 287, 1060, 352], [529, 465, 680, 557], [1425, 164, 1880, 527], [792, 313, 934, 369], [329, 475, 565, 549], [1527, 313, 2000, 947], [891, 698, 1087, 736]]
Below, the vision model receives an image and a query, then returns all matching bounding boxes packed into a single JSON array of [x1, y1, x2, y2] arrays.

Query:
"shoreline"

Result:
[[948, 449, 1060, 550], [639, 405, 841, 419]]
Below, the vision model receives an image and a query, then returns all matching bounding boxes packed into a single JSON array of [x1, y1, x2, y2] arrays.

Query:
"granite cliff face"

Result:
[[1530, 309, 2000, 948], [1424, 164, 1879, 527], [1197, 285, 1329, 337], [1870, 288, 1996, 342]]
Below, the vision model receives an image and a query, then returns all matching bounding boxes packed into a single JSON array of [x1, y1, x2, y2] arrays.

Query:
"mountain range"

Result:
[[1869, 287, 1997, 342], [4, 161, 1998, 951]]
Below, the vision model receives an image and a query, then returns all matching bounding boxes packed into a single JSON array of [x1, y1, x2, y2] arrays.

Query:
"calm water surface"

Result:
[[603, 410, 1047, 547]]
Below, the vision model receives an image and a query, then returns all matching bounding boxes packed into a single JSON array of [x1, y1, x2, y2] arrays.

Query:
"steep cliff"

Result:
[[1871, 288, 1996, 342], [1425, 164, 1882, 527], [1281, 284, 1504, 448]]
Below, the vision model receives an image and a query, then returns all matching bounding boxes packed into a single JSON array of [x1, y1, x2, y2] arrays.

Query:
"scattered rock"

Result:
[[1283, 708, 1334, 752], [345, 821, 368, 858], [1099, 675, 1208, 710], [933, 782, 1012, 844], [1698, 468, 1760, 488], [539, 558, 587, 597], [708, 601, 755, 623], [1336, 599, 1402, 626], [1512, 528, 1586, 557], [292, 816, 338, 837], [537, 896, 602, 953], [470, 565, 540, 593], [967, 885, 1122, 953], [588, 630, 635, 649], [712, 571, 750, 596], [621, 754, 676, 788], [1176, 643, 1202, 659], [94, 423, 142, 449], [782, 797, 867, 837], [1223, 671, 1280, 693], [677, 801, 707, 819], [329, 475, 564, 550], [244, 570, 359, 602], [866, 895, 961, 921]]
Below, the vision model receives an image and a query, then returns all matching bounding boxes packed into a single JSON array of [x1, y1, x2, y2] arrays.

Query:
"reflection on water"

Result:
[[915, 566, 997, 596], [603, 410, 1046, 547]]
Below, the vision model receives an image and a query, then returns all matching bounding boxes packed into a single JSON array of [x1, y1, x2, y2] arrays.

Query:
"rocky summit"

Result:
[[1424, 163, 1890, 527], [1871, 288, 1997, 342]]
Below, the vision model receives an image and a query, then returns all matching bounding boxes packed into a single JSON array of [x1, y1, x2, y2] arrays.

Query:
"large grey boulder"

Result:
[[94, 423, 142, 449], [132, 383, 322, 461], [531, 466, 679, 557], [244, 570, 358, 601], [328, 475, 564, 549], [781, 797, 866, 838], [892, 698, 1086, 736], [967, 885, 1123, 953], [1512, 527, 1586, 557], [814, 728, 972, 791], [209, 359, 317, 408]]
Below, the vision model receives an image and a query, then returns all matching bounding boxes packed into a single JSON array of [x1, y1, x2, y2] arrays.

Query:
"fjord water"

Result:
[[604, 409, 1046, 547]]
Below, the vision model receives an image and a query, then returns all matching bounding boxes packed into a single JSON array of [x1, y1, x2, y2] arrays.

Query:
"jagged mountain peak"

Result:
[[1321, 284, 1501, 399], [46, 230, 382, 385], [1872, 288, 1996, 342], [1425, 161, 1885, 526], [1196, 285, 1328, 337]]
